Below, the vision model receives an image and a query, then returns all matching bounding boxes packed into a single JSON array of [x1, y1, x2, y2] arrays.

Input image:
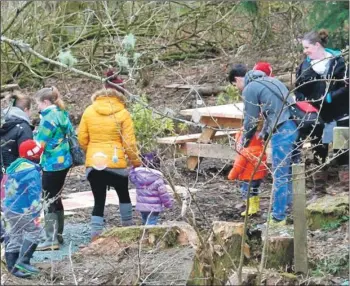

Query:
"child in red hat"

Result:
[[253, 62, 273, 77], [3, 140, 43, 278]]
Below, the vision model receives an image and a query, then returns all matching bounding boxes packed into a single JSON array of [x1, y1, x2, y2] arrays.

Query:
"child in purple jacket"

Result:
[[129, 167, 173, 225]]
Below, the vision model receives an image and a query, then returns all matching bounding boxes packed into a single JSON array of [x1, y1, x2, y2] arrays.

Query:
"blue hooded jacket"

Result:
[[3, 158, 42, 217]]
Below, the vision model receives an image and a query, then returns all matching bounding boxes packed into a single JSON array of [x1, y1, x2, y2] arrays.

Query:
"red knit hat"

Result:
[[253, 62, 273, 77], [104, 68, 125, 93], [19, 140, 43, 161]]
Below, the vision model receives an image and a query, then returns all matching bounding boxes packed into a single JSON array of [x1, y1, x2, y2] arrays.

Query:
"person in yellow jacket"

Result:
[[78, 70, 141, 241]]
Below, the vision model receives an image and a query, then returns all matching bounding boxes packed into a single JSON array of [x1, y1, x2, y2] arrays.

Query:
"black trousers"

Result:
[[87, 170, 131, 217], [42, 168, 70, 213], [293, 122, 328, 165]]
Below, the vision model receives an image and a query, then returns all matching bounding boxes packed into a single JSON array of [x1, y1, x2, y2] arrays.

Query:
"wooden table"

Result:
[[179, 103, 244, 170]]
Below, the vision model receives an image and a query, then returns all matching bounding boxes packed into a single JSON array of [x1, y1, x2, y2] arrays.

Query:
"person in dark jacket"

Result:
[[0, 92, 33, 177], [228, 64, 299, 226], [0, 92, 33, 245], [295, 29, 349, 192]]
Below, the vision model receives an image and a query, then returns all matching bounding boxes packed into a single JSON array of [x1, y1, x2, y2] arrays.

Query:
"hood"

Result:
[[129, 167, 164, 186], [244, 70, 266, 86], [236, 131, 262, 148], [6, 158, 39, 174], [3, 106, 30, 124], [0, 117, 32, 135], [306, 48, 342, 62], [92, 96, 125, 116]]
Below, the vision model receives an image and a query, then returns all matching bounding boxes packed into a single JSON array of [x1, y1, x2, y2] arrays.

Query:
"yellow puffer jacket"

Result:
[[78, 88, 141, 169]]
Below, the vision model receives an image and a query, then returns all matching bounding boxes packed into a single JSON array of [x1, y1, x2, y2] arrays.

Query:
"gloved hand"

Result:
[[326, 93, 332, 103]]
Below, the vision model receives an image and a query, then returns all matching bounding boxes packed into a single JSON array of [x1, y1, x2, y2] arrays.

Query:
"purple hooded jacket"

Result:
[[129, 167, 173, 213]]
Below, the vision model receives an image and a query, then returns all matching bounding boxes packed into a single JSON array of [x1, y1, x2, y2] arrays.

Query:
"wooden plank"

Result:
[[333, 127, 349, 150], [182, 143, 237, 160], [200, 116, 243, 128], [157, 130, 237, 145], [180, 102, 244, 118], [292, 163, 308, 274]]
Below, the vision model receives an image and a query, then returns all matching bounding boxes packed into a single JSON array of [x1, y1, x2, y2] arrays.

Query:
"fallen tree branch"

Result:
[[0, 84, 20, 92], [165, 84, 226, 96]]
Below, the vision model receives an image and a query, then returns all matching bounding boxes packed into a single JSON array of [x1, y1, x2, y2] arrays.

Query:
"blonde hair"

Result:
[[34, 86, 65, 110], [256, 118, 264, 132], [6, 91, 31, 111]]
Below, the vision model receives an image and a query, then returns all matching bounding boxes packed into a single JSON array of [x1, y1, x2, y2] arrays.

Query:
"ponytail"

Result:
[[6, 91, 31, 111], [35, 86, 65, 110]]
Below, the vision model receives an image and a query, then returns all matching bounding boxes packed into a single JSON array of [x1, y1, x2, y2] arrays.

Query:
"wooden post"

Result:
[[333, 127, 349, 150], [292, 163, 308, 274], [187, 127, 216, 170]]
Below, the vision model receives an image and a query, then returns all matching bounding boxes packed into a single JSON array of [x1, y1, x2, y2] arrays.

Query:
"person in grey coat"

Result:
[[228, 64, 299, 225]]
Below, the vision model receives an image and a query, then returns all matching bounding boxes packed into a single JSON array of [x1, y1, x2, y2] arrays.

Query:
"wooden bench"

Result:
[[157, 130, 238, 145]]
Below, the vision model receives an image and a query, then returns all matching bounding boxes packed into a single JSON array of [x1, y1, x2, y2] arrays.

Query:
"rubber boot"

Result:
[[15, 239, 39, 274], [56, 210, 64, 244], [119, 203, 134, 226], [36, 213, 59, 251], [5, 252, 31, 278], [90, 216, 104, 242], [312, 170, 328, 193], [241, 196, 260, 216]]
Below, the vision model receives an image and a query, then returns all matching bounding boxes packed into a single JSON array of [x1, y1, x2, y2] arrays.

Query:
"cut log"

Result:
[[306, 193, 349, 230], [263, 225, 294, 269]]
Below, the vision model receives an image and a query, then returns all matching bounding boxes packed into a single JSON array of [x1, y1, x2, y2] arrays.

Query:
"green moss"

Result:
[[101, 226, 180, 247], [101, 227, 142, 243], [307, 194, 349, 230]]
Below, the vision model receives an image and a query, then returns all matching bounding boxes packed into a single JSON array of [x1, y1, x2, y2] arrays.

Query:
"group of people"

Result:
[[0, 28, 348, 278], [0, 77, 173, 278], [227, 29, 348, 224]]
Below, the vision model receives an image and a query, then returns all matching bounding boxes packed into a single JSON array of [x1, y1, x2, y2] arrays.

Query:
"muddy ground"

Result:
[[2, 53, 349, 285]]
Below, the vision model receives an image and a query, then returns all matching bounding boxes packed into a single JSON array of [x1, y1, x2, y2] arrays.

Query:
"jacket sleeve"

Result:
[[228, 153, 247, 180], [17, 123, 33, 146], [77, 111, 89, 152], [242, 83, 260, 147], [121, 111, 141, 167], [329, 57, 349, 101], [158, 183, 173, 209], [35, 118, 56, 148], [27, 170, 42, 218]]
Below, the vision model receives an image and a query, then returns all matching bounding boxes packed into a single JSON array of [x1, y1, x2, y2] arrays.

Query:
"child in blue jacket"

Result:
[[3, 140, 43, 278]]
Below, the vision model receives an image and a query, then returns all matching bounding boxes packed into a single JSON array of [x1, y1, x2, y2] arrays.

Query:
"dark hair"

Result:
[[6, 91, 31, 111], [228, 64, 247, 83], [302, 29, 329, 47]]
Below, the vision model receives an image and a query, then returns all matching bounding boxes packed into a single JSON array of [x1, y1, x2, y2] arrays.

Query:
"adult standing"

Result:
[[0, 92, 33, 245], [78, 71, 141, 242], [228, 64, 298, 225], [295, 29, 349, 191], [0, 92, 33, 177], [34, 86, 73, 251]]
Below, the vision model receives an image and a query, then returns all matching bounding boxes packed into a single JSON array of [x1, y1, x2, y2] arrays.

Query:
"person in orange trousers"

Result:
[[228, 126, 268, 216]]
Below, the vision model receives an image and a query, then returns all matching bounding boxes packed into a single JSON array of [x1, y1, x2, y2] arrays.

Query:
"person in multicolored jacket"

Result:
[[129, 167, 173, 225], [33, 86, 73, 251], [3, 139, 43, 278]]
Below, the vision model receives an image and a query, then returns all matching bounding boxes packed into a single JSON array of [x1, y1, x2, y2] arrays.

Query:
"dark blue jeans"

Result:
[[141, 212, 160, 225], [240, 180, 262, 200], [271, 121, 298, 221]]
